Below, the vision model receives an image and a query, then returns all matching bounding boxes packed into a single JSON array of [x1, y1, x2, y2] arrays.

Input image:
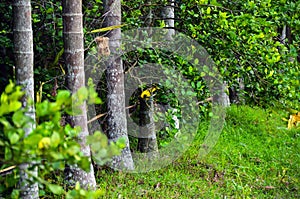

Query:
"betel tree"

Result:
[[103, 0, 134, 170], [12, 0, 39, 198], [62, 0, 97, 189], [161, 0, 175, 40]]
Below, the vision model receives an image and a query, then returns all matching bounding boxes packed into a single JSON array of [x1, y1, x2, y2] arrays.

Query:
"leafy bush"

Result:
[[0, 81, 123, 198]]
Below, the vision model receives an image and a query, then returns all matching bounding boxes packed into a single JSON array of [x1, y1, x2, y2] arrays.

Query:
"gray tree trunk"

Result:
[[13, 1, 39, 198], [62, 0, 97, 189], [213, 81, 230, 107], [229, 77, 245, 104], [161, 0, 175, 40], [137, 97, 158, 157], [103, 0, 134, 170], [279, 25, 295, 62], [144, 0, 153, 27]]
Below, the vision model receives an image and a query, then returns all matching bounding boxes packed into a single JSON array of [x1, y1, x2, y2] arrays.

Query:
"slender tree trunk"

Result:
[[103, 0, 134, 170], [62, 0, 96, 189], [279, 25, 296, 62], [145, 0, 153, 27], [137, 97, 158, 157], [229, 77, 245, 104], [13, 0, 39, 198], [213, 81, 230, 107], [161, 0, 175, 40]]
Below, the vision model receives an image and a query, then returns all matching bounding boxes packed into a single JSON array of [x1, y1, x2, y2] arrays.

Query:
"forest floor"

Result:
[[96, 105, 299, 198]]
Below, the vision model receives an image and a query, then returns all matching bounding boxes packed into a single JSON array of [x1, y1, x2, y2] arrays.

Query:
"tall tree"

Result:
[[213, 82, 230, 107], [103, 0, 134, 170], [13, 0, 39, 198], [137, 95, 158, 157], [161, 0, 175, 40], [62, 0, 97, 189]]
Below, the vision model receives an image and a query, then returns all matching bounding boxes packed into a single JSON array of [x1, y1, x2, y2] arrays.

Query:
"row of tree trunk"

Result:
[[12, 0, 235, 197], [13, 0, 145, 196]]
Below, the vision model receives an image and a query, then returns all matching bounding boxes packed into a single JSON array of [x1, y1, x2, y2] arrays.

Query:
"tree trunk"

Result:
[[137, 97, 158, 157], [229, 77, 245, 104], [279, 25, 296, 62], [103, 0, 134, 170], [62, 0, 96, 189], [144, 0, 153, 27], [13, 0, 39, 198], [161, 0, 175, 40], [213, 81, 230, 107]]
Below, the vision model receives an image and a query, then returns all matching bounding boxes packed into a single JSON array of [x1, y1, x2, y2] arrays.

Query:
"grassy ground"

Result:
[[95, 105, 299, 198]]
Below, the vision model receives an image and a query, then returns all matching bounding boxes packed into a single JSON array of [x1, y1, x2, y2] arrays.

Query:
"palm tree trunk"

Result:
[[13, 0, 39, 198], [103, 0, 134, 170], [161, 0, 175, 40], [62, 0, 97, 189]]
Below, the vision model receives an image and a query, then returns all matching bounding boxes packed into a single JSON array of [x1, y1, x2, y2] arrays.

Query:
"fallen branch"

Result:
[[0, 165, 16, 176], [87, 104, 136, 124], [196, 97, 212, 105]]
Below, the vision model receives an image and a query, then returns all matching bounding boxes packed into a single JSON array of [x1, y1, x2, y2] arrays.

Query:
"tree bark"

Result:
[[13, 0, 39, 198], [62, 0, 96, 189], [229, 77, 245, 104], [103, 0, 134, 170], [161, 0, 175, 40], [137, 97, 158, 157], [213, 81, 230, 107]]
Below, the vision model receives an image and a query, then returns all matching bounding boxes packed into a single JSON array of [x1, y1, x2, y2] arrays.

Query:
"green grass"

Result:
[[95, 105, 300, 198]]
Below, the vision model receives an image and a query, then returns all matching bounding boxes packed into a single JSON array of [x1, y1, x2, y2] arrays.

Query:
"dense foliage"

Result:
[[123, 0, 300, 108], [0, 0, 299, 197], [1, 0, 299, 108]]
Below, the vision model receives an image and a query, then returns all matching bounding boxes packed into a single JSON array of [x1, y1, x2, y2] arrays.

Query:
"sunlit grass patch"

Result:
[[96, 105, 299, 198]]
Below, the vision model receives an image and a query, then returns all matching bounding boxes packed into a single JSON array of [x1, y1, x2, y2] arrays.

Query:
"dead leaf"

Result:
[[154, 182, 161, 189], [288, 112, 300, 129], [265, 185, 275, 190]]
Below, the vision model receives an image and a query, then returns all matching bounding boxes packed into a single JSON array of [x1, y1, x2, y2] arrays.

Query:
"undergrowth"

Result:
[[95, 105, 299, 198]]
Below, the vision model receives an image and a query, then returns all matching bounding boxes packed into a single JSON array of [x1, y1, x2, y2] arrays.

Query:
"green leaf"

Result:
[[51, 131, 61, 148], [200, 72, 206, 77], [36, 100, 49, 117], [210, 0, 222, 6], [78, 157, 91, 171], [50, 151, 64, 160], [10, 189, 20, 199], [9, 133, 20, 144], [49, 102, 61, 113], [76, 87, 88, 102], [194, 58, 199, 65], [5, 81, 15, 94], [24, 133, 43, 146], [66, 145, 81, 156], [197, 81, 202, 89], [116, 137, 126, 149], [207, 7, 211, 15], [1, 93, 8, 104], [51, 48, 64, 67], [48, 184, 64, 195], [9, 87, 24, 101], [12, 110, 26, 127], [56, 90, 71, 105], [0, 118, 12, 128], [8, 101, 22, 112], [5, 147, 12, 160]]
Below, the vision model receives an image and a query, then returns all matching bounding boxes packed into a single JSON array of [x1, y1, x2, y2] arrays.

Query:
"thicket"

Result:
[[0, 0, 299, 108]]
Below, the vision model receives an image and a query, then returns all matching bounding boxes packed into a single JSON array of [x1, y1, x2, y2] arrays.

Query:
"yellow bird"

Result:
[[140, 86, 159, 99]]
